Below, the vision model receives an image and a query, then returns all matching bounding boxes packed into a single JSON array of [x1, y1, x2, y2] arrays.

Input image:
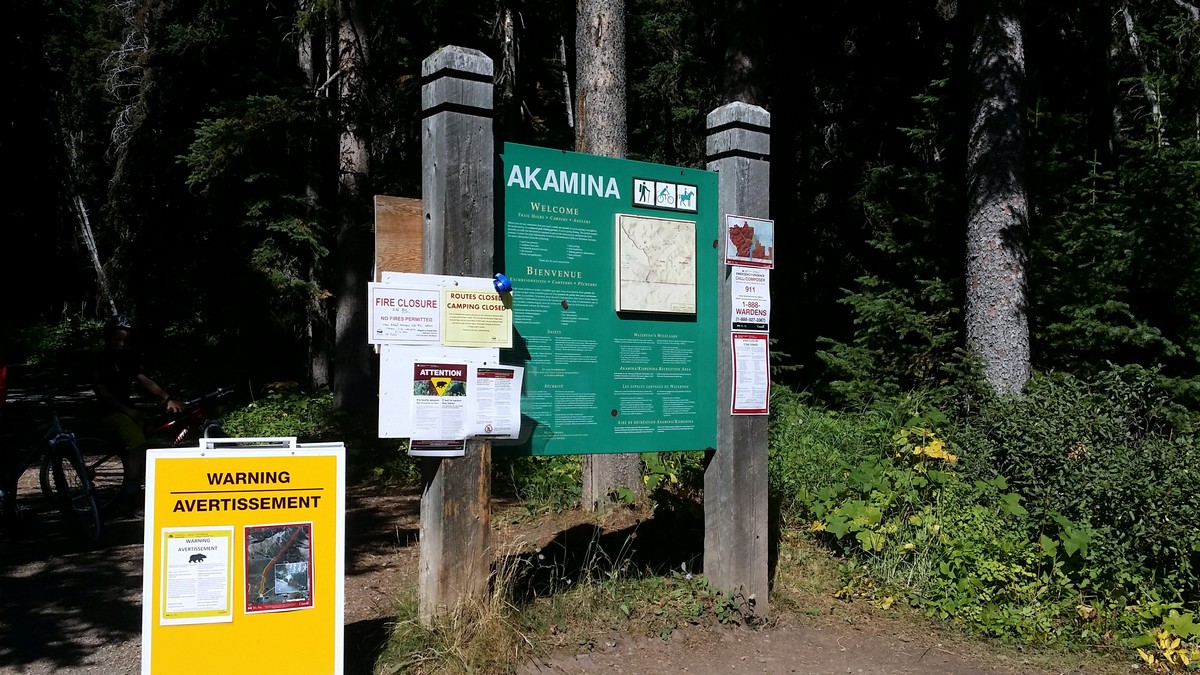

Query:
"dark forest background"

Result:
[[3, 0, 1199, 410]]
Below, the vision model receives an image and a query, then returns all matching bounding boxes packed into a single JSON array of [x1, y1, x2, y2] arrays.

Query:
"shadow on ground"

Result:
[[503, 506, 706, 604], [2, 365, 421, 673], [0, 509, 146, 670]]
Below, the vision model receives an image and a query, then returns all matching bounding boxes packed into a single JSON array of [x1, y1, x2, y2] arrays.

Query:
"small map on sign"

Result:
[[245, 523, 314, 613], [615, 214, 696, 314]]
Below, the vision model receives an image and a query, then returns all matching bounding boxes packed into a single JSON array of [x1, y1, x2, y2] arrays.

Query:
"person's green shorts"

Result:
[[101, 412, 146, 450]]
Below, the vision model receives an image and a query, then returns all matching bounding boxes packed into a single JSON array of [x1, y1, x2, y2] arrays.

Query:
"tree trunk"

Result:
[[575, 0, 643, 510], [1119, 6, 1165, 145], [297, 1, 332, 390], [721, 0, 766, 105], [575, 0, 627, 155], [332, 0, 373, 413], [964, 0, 1031, 397]]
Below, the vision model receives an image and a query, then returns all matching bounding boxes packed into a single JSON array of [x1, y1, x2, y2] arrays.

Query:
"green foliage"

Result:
[[773, 378, 1199, 649], [181, 94, 332, 352], [1030, 138, 1200, 394], [815, 71, 964, 406], [5, 318, 103, 366], [957, 367, 1200, 608], [792, 404, 1094, 642], [360, 444, 421, 486], [494, 455, 582, 513], [635, 566, 744, 637], [768, 384, 896, 520], [643, 451, 703, 506], [220, 390, 338, 441], [627, 0, 719, 167]]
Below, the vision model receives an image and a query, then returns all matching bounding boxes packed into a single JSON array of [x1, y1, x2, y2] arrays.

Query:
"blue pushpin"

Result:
[[493, 272, 512, 293]]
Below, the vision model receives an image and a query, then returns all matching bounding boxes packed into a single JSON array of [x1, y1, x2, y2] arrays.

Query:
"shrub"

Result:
[[777, 395, 1142, 643], [956, 367, 1200, 608], [220, 389, 339, 440], [767, 385, 895, 522], [494, 455, 581, 513], [6, 317, 104, 366]]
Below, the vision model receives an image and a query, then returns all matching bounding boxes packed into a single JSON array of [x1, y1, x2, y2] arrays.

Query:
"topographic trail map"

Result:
[[616, 214, 696, 314], [244, 522, 314, 613]]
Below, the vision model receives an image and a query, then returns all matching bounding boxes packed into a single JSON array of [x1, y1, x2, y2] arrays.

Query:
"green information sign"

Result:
[[499, 143, 719, 456]]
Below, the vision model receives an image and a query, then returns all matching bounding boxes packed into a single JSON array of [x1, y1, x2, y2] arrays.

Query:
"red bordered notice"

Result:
[[731, 332, 770, 415], [245, 522, 315, 613]]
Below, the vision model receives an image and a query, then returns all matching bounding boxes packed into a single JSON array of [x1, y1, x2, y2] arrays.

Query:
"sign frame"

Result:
[[500, 142, 720, 456], [141, 441, 345, 675]]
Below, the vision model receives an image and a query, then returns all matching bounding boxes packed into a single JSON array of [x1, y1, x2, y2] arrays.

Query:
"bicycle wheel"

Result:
[[39, 437, 125, 512], [48, 445, 103, 544], [52, 437, 127, 514]]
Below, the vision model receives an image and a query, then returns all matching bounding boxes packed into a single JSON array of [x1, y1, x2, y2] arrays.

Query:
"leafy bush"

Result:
[[956, 367, 1200, 608], [768, 385, 909, 522], [773, 383, 1198, 647], [634, 451, 705, 518], [6, 317, 103, 366], [793, 405, 1097, 641], [494, 455, 581, 513], [220, 389, 339, 440]]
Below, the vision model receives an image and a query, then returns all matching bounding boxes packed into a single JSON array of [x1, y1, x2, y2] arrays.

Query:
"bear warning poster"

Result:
[[160, 527, 234, 625]]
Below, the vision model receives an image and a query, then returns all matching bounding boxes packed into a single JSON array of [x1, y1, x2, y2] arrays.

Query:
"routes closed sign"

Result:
[[141, 439, 345, 674]]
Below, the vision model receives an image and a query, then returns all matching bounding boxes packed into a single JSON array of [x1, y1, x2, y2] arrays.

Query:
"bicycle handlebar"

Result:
[[181, 386, 235, 409]]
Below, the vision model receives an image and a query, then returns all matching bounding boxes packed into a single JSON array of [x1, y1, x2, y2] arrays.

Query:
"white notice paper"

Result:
[[467, 365, 524, 439], [161, 527, 234, 625], [369, 282, 441, 344], [409, 362, 470, 440], [731, 332, 770, 415], [730, 266, 770, 331], [377, 345, 499, 439]]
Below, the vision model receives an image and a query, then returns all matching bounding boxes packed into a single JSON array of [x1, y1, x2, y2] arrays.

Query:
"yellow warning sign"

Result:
[[141, 440, 345, 674], [431, 377, 451, 395]]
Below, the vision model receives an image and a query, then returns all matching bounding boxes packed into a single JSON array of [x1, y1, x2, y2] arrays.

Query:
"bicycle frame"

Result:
[[147, 386, 233, 446], [4, 412, 74, 491], [3, 401, 104, 544]]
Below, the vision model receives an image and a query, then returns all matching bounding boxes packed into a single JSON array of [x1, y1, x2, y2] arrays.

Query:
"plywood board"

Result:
[[374, 195, 423, 279]]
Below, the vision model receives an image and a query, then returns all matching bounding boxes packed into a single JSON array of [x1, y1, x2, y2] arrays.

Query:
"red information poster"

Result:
[[731, 332, 770, 415], [244, 522, 315, 613]]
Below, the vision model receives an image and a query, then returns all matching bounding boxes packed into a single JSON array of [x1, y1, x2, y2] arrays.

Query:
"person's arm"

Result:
[[137, 374, 184, 413]]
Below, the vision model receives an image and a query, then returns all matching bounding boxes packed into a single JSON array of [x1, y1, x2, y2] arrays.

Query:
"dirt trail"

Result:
[[1, 366, 1108, 674]]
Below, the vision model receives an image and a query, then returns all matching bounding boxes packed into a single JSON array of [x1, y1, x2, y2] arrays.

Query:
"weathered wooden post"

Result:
[[704, 101, 771, 619], [417, 46, 494, 621]]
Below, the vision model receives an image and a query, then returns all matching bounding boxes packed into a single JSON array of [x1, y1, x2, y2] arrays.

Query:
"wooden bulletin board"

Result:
[[374, 195, 423, 279]]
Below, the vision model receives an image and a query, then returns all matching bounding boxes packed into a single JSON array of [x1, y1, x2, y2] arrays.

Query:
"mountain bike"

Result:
[[40, 386, 235, 514], [1, 398, 107, 544]]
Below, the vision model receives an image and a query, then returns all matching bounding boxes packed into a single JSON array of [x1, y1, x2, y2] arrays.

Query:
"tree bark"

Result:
[[721, 0, 766, 105], [332, 0, 373, 413], [965, 0, 1031, 397], [298, 0, 332, 390], [1120, 5, 1165, 144], [575, 0, 643, 510], [575, 0, 627, 155]]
